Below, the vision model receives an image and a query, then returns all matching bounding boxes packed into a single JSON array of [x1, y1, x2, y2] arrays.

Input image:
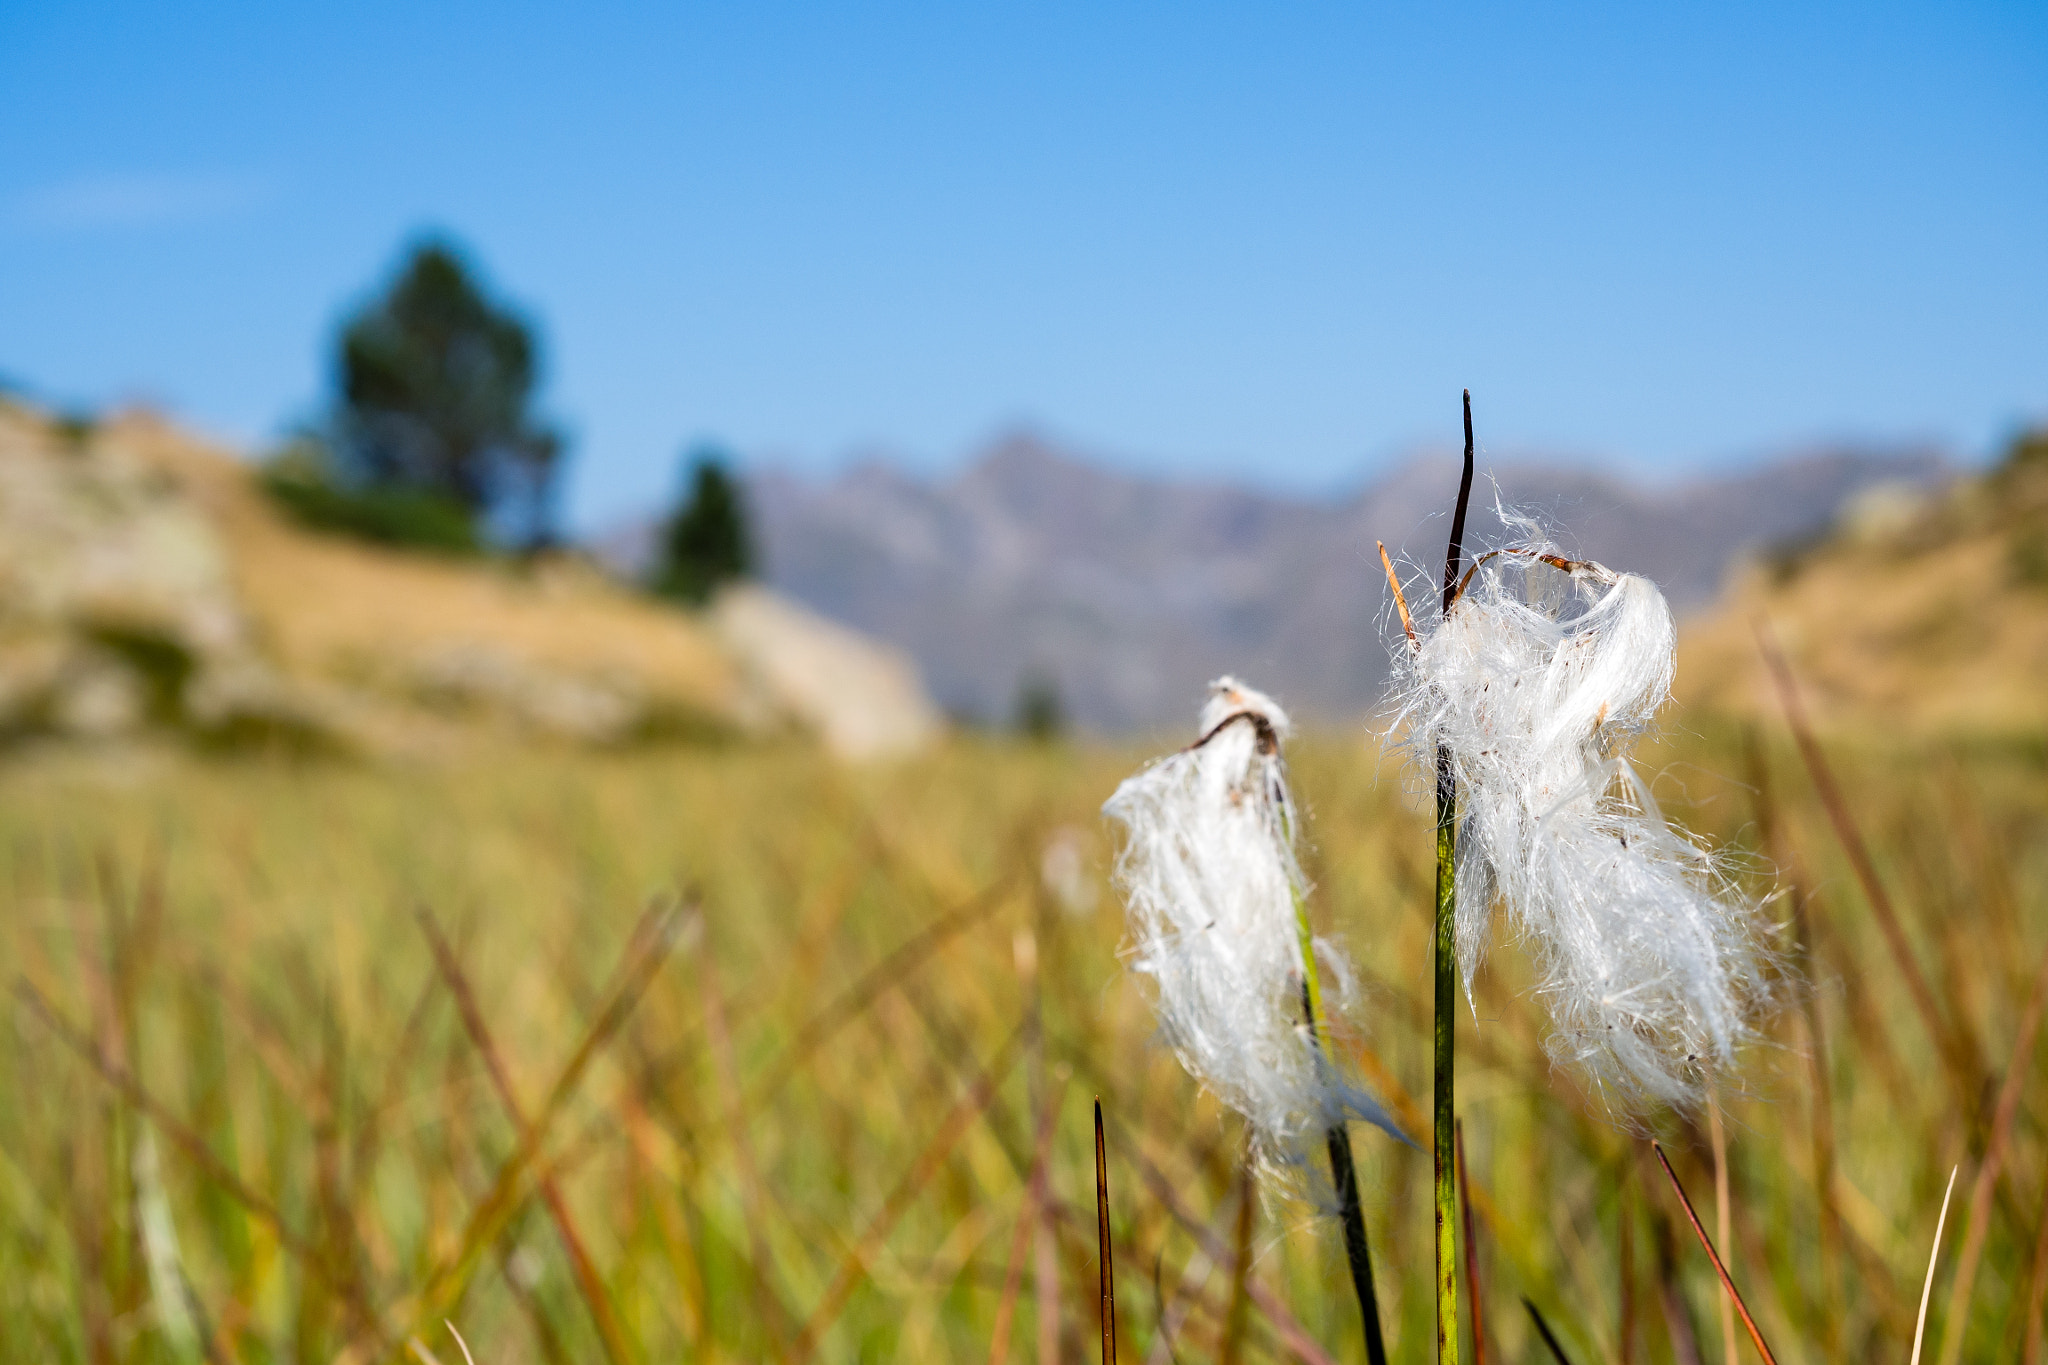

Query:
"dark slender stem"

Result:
[[1299, 982, 1388, 1364], [1326, 1123, 1390, 1365], [1444, 389, 1476, 612], [1095, 1098, 1116, 1365], [1523, 1299, 1576, 1365], [1435, 390, 1475, 1364]]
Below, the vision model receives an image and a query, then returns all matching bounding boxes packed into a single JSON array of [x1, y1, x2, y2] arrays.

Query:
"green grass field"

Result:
[[3, 722, 2044, 1363]]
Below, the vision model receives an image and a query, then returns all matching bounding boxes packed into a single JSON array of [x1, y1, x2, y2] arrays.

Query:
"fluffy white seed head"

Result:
[[1389, 534, 1775, 1112], [1104, 677, 1398, 1177]]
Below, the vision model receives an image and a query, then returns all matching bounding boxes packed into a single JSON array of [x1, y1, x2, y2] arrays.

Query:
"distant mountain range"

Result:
[[611, 435, 1949, 732]]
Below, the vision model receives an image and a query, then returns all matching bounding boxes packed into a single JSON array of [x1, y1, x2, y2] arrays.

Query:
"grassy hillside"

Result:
[[1681, 432, 2048, 735], [104, 412, 751, 752], [2, 718, 2043, 1362]]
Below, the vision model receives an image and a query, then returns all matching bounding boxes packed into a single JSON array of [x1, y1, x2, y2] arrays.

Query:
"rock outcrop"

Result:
[[711, 583, 943, 759], [0, 403, 323, 746]]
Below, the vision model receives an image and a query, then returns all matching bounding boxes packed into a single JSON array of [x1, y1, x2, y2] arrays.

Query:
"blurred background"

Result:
[[2, 3, 2045, 1362]]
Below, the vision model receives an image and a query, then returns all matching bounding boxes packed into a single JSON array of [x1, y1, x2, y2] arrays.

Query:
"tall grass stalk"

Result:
[[1434, 390, 1477, 1362], [1912, 1167, 1960, 1365]]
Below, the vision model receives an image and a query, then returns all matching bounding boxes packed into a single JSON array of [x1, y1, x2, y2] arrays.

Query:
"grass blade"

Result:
[[702, 938, 794, 1362], [1912, 1167, 1959, 1365], [13, 979, 376, 1327], [789, 1018, 1027, 1362], [404, 895, 694, 1346], [1651, 1142, 1778, 1365], [2020, 1190, 2048, 1365], [1935, 941, 2048, 1365], [753, 877, 1016, 1104]]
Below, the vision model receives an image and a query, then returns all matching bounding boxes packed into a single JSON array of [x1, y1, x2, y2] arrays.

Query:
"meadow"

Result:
[[2, 715, 2044, 1363]]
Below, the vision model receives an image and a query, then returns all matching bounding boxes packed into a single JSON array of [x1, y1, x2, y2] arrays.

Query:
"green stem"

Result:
[[1435, 389, 1476, 1365], [1434, 746, 1460, 1363]]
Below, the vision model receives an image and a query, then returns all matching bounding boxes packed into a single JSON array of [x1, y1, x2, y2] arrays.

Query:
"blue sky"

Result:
[[2, 1, 2042, 529]]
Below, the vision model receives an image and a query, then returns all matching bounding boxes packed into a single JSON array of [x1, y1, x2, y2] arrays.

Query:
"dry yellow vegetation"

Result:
[[1680, 442, 2048, 735]]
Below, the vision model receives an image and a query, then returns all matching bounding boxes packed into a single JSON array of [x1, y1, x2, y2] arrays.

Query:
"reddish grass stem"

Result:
[[1456, 1120, 1488, 1365], [1219, 1153, 1255, 1365], [754, 877, 1016, 1104], [1935, 940, 2048, 1365], [1651, 1143, 1778, 1365], [405, 896, 692, 1348], [990, 1076, 1064, 1365], [1099, 1105, 1337, 1365], [1754, 623, 1980, 1100], [14, 977, 387, 1346], [414, 907, 638, 1365]]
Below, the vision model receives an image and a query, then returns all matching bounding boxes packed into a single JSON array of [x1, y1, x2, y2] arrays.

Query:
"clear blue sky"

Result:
[[2, 1, 2042, 529]]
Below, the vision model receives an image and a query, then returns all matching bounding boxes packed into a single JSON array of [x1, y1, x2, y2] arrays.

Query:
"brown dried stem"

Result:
[[1754, 621, 1982, 1107], [1457, 1119, 1488, 1365], [1651, 1142, 1778, 1365], [1935, 940, 2048, 1365]]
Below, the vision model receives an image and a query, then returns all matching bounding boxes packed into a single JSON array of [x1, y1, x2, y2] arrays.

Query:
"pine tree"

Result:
[[332, 237, 563, 545], [655, 448, 754, 605]]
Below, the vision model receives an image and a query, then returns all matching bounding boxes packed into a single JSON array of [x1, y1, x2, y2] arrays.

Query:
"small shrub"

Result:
[[260, 441, 480, 555], [1013, 676, 1066, 741]]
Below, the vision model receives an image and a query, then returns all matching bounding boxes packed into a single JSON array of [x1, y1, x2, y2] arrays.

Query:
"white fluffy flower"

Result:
[[1389, 535, 1774, 1110], [1104, 677, 1399, 1173]]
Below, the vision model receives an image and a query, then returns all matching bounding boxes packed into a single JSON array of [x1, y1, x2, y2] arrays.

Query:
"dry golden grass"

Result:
[[1, 710, 2043, 1363]]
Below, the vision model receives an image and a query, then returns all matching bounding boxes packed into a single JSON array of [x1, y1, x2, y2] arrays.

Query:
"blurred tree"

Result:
[[1014, 675, 1065, 742], [654, 446, 755, 605], [329, 237, 563, 546], [2003, 424, 2048, 472]]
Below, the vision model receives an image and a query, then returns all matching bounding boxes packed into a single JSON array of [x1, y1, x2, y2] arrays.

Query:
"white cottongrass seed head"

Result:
[[1103, 677, 1401, 1178], [1388, 522, 1778, 1112]]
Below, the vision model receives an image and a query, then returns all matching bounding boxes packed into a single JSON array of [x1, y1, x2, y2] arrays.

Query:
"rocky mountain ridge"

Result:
[[736, 433, 1949, 731]]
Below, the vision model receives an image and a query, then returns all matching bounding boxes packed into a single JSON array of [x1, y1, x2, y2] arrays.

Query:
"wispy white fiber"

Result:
[[1104, 677, 1400, 1175], [1387, 524, 1775, 1111]]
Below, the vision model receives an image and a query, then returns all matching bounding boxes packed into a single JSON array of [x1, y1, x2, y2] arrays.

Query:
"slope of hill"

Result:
[[740, 433, 1948, 730], [0, 403, 941, 758], [1679, 432, 2048, 734]]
